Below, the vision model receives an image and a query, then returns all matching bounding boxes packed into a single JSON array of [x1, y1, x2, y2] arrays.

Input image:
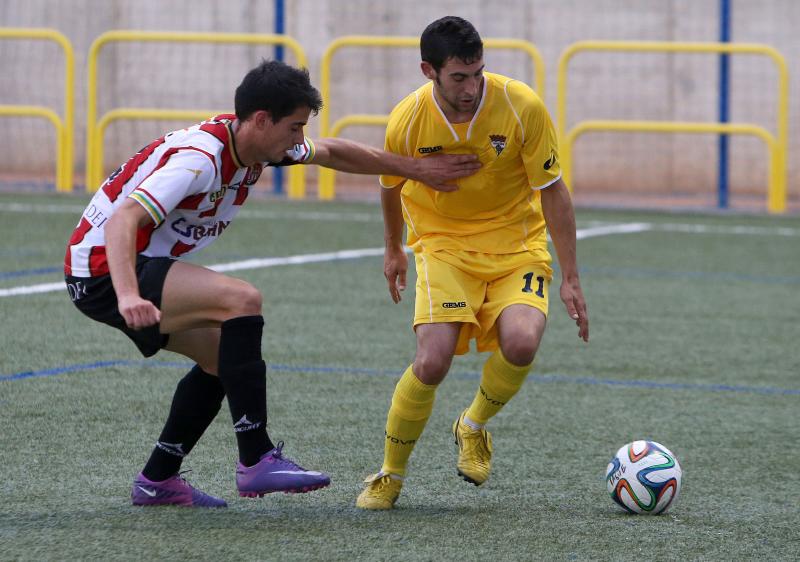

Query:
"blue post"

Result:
[[717, 0, 731, 209], [273, 0, 286, 195]]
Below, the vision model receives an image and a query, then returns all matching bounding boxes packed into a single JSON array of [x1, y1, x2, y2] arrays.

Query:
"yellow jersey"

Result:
[[380, 72, 561, 255]]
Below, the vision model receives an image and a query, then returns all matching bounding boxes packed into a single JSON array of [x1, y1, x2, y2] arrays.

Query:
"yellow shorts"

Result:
[[413, 249, 553, 355]]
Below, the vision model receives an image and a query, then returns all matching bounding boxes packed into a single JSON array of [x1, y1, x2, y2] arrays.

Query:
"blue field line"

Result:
[[1, 359, 798, 396], [0, 266, 62, 279], [0, 360, 190, 381]]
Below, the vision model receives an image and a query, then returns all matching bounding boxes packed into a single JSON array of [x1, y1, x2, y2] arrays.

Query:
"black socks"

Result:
[[141, 315, 274, 479], [217, 315, 274, 466], [142, 365, 225, 481]]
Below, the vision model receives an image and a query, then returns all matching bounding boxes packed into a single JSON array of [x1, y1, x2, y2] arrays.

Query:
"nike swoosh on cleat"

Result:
[[270, 470, 323, 476], [137, 486, 157, 497]]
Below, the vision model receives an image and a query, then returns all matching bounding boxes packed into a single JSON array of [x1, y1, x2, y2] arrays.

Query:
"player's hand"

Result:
[[414, 153, 481, 192], [117, 294, 161, 330], [384, 244, 409, 303], [560, 279, 589, 342]]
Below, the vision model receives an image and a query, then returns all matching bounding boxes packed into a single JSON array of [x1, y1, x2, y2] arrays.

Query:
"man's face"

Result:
[[422, 56, 485, 115], [256, 106, 311, 163]]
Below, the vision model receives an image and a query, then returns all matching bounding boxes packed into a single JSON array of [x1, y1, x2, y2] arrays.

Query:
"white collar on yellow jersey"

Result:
[[429, 76, 489, 143]]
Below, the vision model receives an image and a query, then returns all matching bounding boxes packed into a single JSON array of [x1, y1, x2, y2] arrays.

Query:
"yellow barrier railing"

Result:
[[317, 114, 392, 200], [318, 36, 546, 199], [330, 115, 392, 138], [96, 109, 228, 185], [557, 41, 790, 213], [87, 30, 308, 197], [0, 28, 75, 192], [562, 121, 778, 206]]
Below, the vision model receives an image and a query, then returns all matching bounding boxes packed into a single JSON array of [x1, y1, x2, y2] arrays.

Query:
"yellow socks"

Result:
[[381, 365, 438, 476], [379, 352, 527, 475], [465, 350, 531, 426]]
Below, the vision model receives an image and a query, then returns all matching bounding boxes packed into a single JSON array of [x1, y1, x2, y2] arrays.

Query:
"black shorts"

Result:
[[65, 256, 176, 357]]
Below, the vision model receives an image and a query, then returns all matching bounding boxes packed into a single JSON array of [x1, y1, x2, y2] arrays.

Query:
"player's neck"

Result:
[[231, 119, 256, 167], [432, 87, 479, 124]]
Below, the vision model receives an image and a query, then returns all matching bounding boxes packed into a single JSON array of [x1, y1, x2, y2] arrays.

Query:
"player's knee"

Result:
[[500, 336, 539, 366], [197, 361, 218, 375], [413, 352, 452, 384], [222, 281, 263, 317]]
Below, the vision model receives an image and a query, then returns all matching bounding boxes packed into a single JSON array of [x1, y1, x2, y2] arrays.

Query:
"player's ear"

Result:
[[254, 110, 271, 129], [421, 61, 436, 80]]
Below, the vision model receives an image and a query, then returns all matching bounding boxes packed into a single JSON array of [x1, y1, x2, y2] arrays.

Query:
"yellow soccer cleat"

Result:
[[355, 472, 403, 510], [452, 410, 493, 486]]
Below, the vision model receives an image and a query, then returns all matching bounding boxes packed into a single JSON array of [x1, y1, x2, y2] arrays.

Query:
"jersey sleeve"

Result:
[[379, 93, 417, 189], [513, 83, 562, 190], [128, 149, 216, 225], [270, 137, 316, 167]]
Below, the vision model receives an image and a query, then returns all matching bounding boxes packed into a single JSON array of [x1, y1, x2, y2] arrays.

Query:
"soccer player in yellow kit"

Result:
[[356, 16, 589, 510]]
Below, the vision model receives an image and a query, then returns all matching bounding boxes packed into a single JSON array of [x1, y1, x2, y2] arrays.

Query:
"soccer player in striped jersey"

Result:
[[356, 17, 590, 510], [64, 60, 480, 508]]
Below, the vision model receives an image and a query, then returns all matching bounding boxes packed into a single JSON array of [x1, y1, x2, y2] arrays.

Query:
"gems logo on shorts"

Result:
[[442, 301, 467, 309]]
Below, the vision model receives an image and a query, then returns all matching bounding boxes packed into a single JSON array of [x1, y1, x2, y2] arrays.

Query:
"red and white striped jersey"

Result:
[[64, 114, 315, 278]]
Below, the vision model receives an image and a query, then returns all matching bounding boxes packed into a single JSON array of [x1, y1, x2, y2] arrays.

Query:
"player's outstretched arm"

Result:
[[540, 178, 589, 342], [380, 185, 408, 304], [310, 137, 480, 192], [105, 199, 162, 330]]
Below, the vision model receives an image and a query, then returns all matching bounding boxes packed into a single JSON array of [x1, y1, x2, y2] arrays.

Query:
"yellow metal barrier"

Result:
[[318, 36, 546, 199], [557, 40, 789, 213], [562, 121, 778, 206], [317, 115, 392, 200], [87, 30, 308, 197], [0, 28, 75, 191], [96, 109, 227, 185], [330, 115, 392, 138]]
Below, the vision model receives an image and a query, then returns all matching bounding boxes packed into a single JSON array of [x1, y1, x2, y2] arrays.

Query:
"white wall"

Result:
[[1, 0, 797, 206]]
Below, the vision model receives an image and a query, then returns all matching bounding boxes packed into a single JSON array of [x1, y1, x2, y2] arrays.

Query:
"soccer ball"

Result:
[[606, 440, 682, 515]]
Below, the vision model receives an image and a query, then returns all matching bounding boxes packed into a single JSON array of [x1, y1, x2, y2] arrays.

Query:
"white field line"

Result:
[[0, 223, 643, 298], [0, 248, 384, 297], [650, 222, 800, 237], [208, 248, 386, 273], [0, 281, 66, 297], [575, 222, 651, 239]]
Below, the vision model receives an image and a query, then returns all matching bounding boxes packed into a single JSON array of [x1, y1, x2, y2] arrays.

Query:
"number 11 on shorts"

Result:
[[522, 272, 545, 298]]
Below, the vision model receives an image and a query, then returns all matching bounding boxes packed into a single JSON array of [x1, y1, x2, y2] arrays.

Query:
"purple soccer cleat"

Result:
[[131, 472, 227, 508], [236, 441, 331, 497]]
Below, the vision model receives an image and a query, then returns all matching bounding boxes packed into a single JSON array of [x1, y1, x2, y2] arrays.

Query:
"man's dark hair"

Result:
[[235, 60, 323, 122], [420, 16, 483, 72]]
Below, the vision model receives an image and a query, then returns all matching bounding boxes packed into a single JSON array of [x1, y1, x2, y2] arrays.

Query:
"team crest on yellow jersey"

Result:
[[489, 134, 507, 156]]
